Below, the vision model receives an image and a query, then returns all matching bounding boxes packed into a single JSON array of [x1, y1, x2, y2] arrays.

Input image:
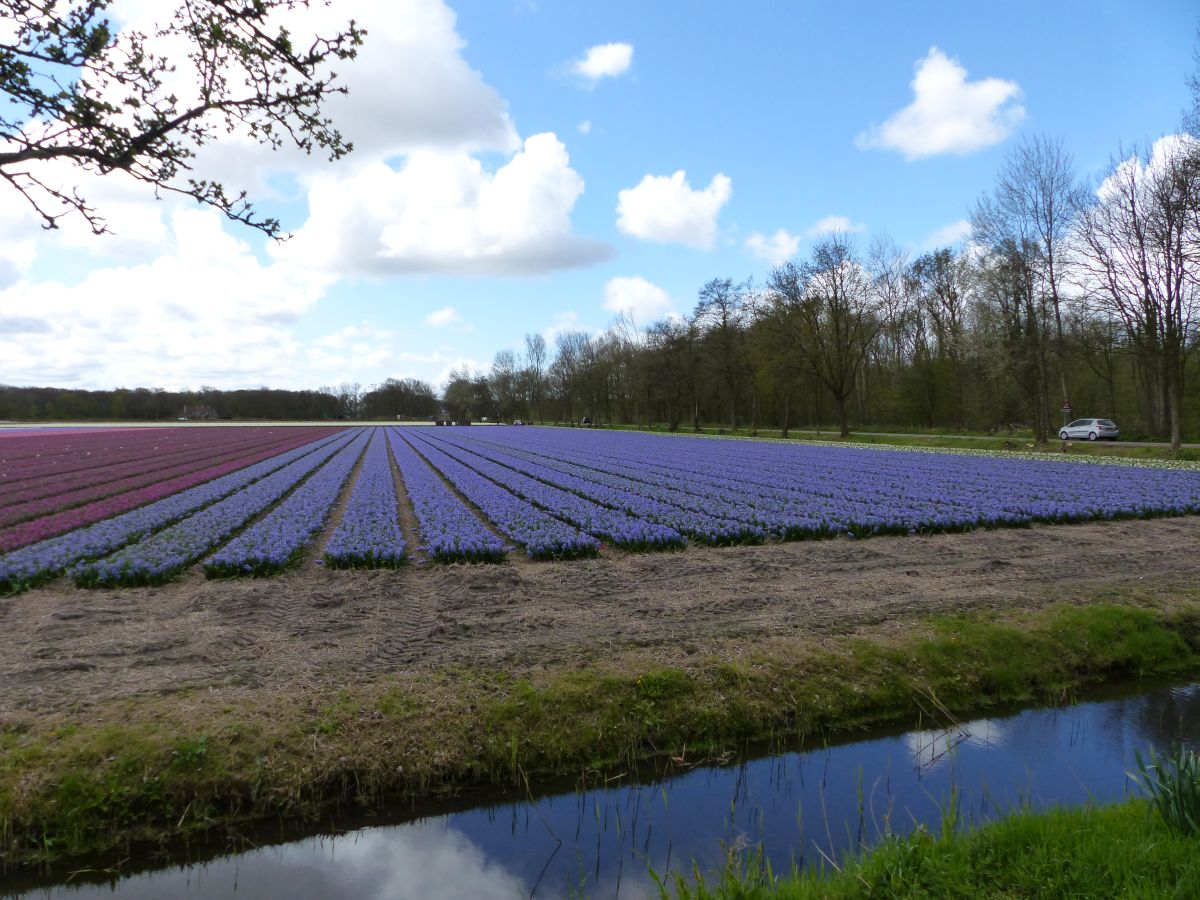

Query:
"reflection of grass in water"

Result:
[[672, 797, 1200, 898]]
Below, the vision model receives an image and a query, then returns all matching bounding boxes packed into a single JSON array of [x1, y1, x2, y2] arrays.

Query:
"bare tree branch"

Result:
[[0, 0, 363, 237]]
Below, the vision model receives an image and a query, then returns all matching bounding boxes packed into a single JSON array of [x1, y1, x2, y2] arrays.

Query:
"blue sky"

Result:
[[0, 0, 1195, 391]]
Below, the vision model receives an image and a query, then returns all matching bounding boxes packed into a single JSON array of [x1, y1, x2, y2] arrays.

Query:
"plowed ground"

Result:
[[3, 516, 1198, 715]]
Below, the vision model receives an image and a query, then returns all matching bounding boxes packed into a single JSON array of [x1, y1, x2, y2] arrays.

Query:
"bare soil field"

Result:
[[3, 516, 1199, 717]]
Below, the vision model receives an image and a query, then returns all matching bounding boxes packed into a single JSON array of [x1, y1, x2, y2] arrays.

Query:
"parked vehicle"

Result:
[[1059, 418, 1120, 441]]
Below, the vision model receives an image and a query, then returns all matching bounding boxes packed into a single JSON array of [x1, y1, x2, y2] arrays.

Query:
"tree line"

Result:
[[450, 127, 1200, 450], [0, 379, 439, 423]]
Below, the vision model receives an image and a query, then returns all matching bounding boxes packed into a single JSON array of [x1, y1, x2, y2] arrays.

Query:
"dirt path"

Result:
[[2, 516, 1199, 715]]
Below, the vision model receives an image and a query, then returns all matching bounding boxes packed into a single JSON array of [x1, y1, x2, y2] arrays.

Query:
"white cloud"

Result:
[[5, 1, 600, 281], [542, 310, 583, 345], [570, 42, 633, 83], [24, 0, 521, 222], [423, 306, 474, 333], [319, 0, 520, 157], [0, 0, 614, 391], [1097, 134, 1199, 204], [0, 196, 38, 288], [0, 209, 383, 390], [275, 132, 612, 277], [602, 276, 674, 323], [920, 219, 973, 250], [313, 322, 392, 352], [577, 119, 592, 135], [425, 306, 465, 328], [808, 215, 866, 237], [856, 47, 1024, 159], [143, 0, 519, 167], [429, 356, 485, 386], [616, 170, 732, 250], [745, 229, 801, 266]]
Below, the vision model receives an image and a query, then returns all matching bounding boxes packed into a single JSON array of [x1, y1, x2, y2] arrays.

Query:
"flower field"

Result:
[[1, 424, 1199, 592], [0, 426, 345, 552]]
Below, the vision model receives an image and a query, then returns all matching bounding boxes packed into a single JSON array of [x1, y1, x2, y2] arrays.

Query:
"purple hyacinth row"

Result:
[[386, 429, 506, 562], [452, 428, 907, 536], [0, 431, 347, 593], [415, 430, 686, 551], [206, 429, 371, 577], [456, 429, 1004, 536], [1, 428, 178, 480], [323, 430, 408, 569], [0, 429, 342, 553], [0, 432, 309, 528], [457, 430, 1030, 535], [427, 430, 758, 546], [0, 430, 306, 523], [454, 427, 1200, 537], [461, 431, 811, 536], [401, 429, 597, 559], [579, 434, 1188, 531], [72, 430, 360, 587], [464, 432, 853, 537]]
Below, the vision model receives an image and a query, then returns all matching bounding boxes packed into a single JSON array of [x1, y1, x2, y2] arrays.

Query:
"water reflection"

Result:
[[10, 679, 1200, 900]]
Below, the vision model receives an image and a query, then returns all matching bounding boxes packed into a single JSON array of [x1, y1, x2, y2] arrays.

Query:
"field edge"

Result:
[[3, 592, 1200, 874]]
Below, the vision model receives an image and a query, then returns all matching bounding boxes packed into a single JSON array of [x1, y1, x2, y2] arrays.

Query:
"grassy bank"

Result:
[[673, 798, 1200, 898], [3, 599, 1200, 873]]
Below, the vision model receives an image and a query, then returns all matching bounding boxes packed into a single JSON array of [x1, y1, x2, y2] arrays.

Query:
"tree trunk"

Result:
[[780, 390, 790, 439], [955, 360, 966, 430], [1169, 386, 1182, 452], [1167, 364, 1183, 452], [834, 393, 849, 438]]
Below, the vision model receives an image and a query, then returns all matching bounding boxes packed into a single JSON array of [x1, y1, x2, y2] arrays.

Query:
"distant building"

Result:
[[178, 404, 218, 420]]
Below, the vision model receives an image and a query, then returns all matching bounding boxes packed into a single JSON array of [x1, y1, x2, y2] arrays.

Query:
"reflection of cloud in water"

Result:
[[264, 821, 529, 900], [583, 871, 661, 900], [905, 718, 1008, 770], [81, 819, 532, 900]]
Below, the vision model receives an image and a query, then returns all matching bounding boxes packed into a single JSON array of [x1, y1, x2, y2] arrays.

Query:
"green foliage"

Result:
[[674, 800, 1200, 898], [637, 669, 693, 700], [169, 735, 210, 773], [1132, 745, 1200, 835]]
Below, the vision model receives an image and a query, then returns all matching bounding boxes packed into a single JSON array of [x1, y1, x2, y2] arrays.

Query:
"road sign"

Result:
[[1061, 400, 1072, 412]]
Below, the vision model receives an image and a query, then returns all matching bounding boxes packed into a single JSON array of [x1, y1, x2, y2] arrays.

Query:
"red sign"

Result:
[[1061, 400, 1072, 412]]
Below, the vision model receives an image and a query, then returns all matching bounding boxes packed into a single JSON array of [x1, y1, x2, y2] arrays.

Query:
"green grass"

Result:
[[1132, 745, 1200, 836], [2, 600, 1199, 871], [669, 799, 1200, 898]]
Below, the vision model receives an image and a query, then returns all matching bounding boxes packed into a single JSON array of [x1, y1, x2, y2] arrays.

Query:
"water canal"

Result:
[[8, 678, 1200, 899]]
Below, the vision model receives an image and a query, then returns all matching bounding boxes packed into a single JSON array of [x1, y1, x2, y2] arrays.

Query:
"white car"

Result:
[[1059, 418, 1120, 441]]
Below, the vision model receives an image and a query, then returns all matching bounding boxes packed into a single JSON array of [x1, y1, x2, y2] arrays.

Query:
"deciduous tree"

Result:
[[0, 0, 363, 236]]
